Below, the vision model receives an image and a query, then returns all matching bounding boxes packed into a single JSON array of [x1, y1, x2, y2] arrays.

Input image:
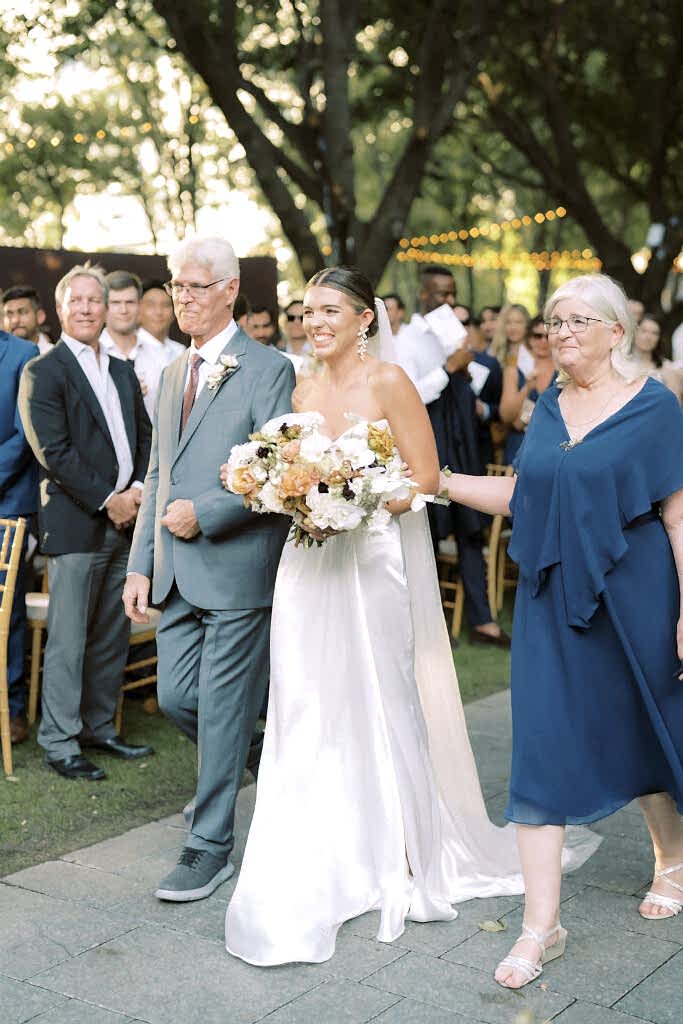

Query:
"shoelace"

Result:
[[178, 848, 205, 868]]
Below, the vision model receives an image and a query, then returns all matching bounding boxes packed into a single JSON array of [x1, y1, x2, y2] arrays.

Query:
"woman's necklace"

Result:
[[559, 382, 622, 450]]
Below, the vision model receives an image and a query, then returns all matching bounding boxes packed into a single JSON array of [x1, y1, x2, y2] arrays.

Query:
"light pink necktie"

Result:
[[180, 353, 202, 435]]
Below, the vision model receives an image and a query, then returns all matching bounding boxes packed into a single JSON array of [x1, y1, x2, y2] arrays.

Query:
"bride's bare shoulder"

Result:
[[368, 359, 414, 395], [292, 376, 317, 411]]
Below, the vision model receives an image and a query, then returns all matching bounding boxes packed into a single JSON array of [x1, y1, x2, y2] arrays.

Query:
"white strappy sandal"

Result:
[[640, 862, 683, 919], [494, 922, 567, 989]]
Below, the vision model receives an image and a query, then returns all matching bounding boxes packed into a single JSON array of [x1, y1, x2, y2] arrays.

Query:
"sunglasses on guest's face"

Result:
[[530, 330, 547, 339], [286, 312, 304, 322]]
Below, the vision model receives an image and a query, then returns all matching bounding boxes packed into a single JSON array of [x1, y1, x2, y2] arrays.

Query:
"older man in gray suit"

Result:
[[124, 236, 295, 901]]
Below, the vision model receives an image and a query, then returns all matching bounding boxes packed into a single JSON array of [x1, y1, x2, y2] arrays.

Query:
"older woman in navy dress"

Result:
[[442, 274, 683, 989]]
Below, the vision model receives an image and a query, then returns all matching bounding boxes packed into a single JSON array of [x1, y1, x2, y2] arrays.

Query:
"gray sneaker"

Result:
[[155, 847, 235, 902]]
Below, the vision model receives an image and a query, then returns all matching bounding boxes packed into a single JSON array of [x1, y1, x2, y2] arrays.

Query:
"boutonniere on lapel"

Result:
[[206, 354, 240, 391]]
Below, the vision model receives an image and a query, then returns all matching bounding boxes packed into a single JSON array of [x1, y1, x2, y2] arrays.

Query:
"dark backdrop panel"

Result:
[[0, 246, 277, 343]]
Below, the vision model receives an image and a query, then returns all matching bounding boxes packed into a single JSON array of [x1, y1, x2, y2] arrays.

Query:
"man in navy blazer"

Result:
[[0, 329, 39, 743]]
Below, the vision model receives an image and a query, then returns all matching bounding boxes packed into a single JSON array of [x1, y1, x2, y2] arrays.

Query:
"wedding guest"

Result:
[[0, 327, 39, 744], [490, 302, 531, 368], [101, 270, 183, 418], [468, 317, 503, 471], [18, 264, 153, 780], [441, 273, 683, 988], [627, 298, 645, 325], [138, 278, 178, 346], [279, 299, 314, 374], [398, 266, 508, 647], [2, 286, 52, 354], [234, 293, 251, 332], [281, 299, 309, 356], [381, 292, 407, 336], [478, 305, 500, 348], [627, 314, 682, 402], [500, 316, 555, 463], [393, 266, 469, 403], [248, 305, 278, 346], [671, 318, 683, 363]]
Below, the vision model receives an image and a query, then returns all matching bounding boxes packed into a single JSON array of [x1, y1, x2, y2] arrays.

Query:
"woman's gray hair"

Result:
[[167, 236, 240, 285], [55, 263, 108, 308], [544, 273, 637, 383]]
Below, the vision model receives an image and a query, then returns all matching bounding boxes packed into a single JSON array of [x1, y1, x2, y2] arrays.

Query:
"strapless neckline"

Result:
[[308, 412, 390, 444]]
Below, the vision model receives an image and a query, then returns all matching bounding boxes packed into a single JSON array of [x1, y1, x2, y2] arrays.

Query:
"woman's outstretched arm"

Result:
[[439, 470, 516, 516]]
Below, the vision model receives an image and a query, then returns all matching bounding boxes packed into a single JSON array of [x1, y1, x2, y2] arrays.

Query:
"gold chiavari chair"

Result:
[[484, 463, 516, 614], [0, 517, 27, 775]]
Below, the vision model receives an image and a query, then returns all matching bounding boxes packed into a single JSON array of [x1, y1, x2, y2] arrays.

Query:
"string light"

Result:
[[0, 117, 200, 152], [399, 206, 568, 249], [395, 246, 602, 273]]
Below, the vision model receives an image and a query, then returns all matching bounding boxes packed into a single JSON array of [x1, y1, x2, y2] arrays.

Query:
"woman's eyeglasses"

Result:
[[286, 313, 304, 322], [544, 315, 609, 335]]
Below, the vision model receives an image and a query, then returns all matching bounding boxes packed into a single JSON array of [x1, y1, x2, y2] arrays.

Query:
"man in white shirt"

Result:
[[18, 264, 153, 780], [392, 268, 473, 404], [398, 266, 510, 648], [138, 278, 177, 346], [101, 271, 184, 418], [2, 285, 53, 354]]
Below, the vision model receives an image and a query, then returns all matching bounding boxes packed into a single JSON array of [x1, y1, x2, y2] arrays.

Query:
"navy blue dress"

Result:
[[507, 378, 683, 825]]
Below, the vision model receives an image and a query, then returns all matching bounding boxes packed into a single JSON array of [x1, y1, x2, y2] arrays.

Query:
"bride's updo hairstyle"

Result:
[[306, 266, 379, 337]]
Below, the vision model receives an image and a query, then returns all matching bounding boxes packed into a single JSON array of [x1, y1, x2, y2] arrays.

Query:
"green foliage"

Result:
[[0, 0, 681, 310]]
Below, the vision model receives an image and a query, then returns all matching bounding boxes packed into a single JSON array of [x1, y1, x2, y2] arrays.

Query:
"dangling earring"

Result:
[[357, 326, 369, 361]]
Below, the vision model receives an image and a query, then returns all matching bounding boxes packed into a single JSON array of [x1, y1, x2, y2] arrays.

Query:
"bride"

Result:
[[223, 266, 599, 967]]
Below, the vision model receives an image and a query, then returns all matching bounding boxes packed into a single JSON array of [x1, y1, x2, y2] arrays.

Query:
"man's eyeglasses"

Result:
[[544, 315, 609, 335], [286, 312, 304, 322], [164, 277, 230, 298]]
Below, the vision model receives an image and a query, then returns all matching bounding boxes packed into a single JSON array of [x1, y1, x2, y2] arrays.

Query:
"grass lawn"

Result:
[[1, 599, 511, 877]]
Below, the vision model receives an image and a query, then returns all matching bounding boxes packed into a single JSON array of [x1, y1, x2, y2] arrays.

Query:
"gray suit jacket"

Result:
[[128, 328, 296, 609]]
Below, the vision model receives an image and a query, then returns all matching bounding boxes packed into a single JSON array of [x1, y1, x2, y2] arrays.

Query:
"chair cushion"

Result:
[[25, 592, 49, 622]]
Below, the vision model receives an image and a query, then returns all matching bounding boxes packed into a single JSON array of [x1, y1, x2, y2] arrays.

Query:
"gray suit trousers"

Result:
[[38, 521, 131, 759], [156, 587, 271, 858]]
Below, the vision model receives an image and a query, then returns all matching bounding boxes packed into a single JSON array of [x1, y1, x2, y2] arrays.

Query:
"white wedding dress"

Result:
[[224, 415, 601, 966]]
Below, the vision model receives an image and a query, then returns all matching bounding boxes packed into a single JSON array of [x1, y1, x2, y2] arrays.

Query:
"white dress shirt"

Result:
[[100, 326, 185, 418], [37, 332, 53, 355], [671, 322, 683, 365], [185, 320, 239, 397], [392, 314, 452, 405], [62, 333, 140, 503]]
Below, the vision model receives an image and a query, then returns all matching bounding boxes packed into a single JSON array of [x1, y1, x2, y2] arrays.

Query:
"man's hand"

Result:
[[106, 489, 140, 529], [123, 572, 151, 624], [161, 498, 200, 539], [445, 347, 473, 374]]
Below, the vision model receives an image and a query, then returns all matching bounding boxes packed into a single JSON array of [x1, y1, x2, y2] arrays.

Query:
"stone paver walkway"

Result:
[[3, 690, 681, 1024]]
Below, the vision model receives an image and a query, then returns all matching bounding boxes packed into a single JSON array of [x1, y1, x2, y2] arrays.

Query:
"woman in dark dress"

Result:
[[500, 316, 556, 464], [441, 274, 683, 989]]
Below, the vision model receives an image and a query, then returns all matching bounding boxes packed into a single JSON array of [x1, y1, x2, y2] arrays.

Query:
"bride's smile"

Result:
[[303, 284, 374, 360]]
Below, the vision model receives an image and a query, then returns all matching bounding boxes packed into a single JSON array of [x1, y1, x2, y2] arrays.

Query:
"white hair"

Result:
[[167, 235, 240, 285], [544, 273, 637, 384]]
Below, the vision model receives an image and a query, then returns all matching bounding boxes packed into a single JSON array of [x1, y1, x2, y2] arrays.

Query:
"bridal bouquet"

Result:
[[224, 412, 418, 546]]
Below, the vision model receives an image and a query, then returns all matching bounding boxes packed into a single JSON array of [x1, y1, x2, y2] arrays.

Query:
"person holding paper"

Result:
[[392, 267, 469, 403], [397, 267, 509, 647]]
